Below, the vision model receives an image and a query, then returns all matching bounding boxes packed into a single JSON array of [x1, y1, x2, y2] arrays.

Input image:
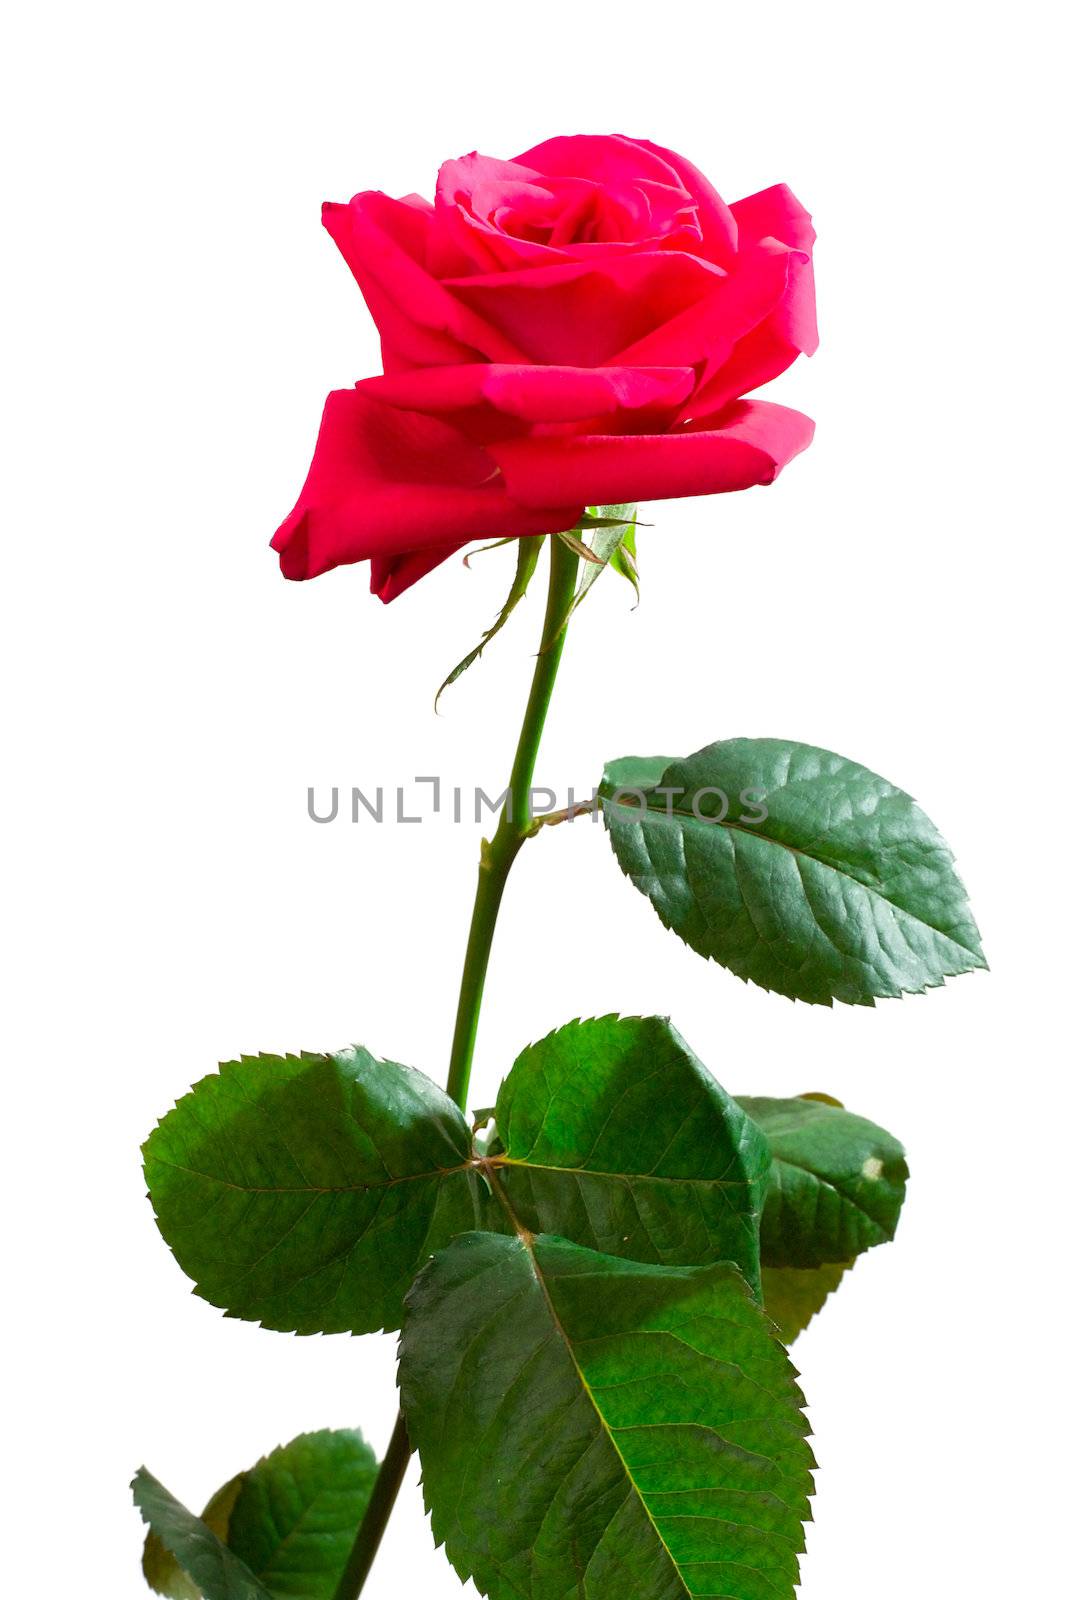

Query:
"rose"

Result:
[[272, 134, 817, 598]]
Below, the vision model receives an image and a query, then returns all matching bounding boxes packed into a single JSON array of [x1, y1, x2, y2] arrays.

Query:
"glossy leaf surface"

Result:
[[143, 1049, 484, 1334], [599, 737, 985, 1005], [739, 1095, 907, 1268], [400, 1232, 813, 1600], [228, 1430, 377, 1598], [491, 1015, 769, 1290]]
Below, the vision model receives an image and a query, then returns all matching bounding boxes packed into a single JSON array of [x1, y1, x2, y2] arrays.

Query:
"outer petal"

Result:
[[370, 541, 467, 602], [615, 237, 792, 370], [488, 399, 815, 508], [357, 363, 695, 425], [732, 182, 816, 254], [322, 193, 526, 369], [270, 391, 580, 584], [693, 184, 818, 412]]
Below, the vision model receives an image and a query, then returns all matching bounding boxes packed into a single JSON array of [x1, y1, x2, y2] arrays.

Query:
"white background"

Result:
[[4, 2, 1064, 1594]]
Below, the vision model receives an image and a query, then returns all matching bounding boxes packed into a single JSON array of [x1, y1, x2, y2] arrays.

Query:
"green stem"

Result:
[[445, 533, 580, 1109], [331, 534, 579, 1600], [331, 1412, 411, 1600]]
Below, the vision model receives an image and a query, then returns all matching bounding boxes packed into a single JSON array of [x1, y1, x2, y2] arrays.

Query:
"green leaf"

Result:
[[144, 1475, 245, 1597], [599, 737, 985, 1006], [133, 1470, 274, 1600], [489, 1015, 769, 1291], [400, 1232, 813, 1600], [598, 753, 670, 791], [225, 1430, 378, 1599], [140, 1432, 376, 1600], [761, 1263, 852, 1345], [436, 536, 545, 708], [738, 1095, 908, 1267], [143, 1048, 486, 1335]]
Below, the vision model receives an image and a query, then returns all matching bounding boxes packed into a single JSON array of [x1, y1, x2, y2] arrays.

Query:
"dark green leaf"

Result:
[[490, 1015, 769, 1290], [762, 1263, 852, 1345], [143, 1048, 486, 1335], [225, 1430, 377, 1599], [436, 536, 545, 708], [599, 737, 985, 1005], [598, 753, 670, 792], [400, 1232, 813, 1600], [739, 1095, 908, 1267], [133, 1470, 274, 1600], [144, 1475, 244, 1597], [140, 1432, 376, 1600]]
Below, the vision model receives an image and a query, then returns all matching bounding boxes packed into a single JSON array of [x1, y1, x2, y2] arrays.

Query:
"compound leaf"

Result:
[[490, 1015, 769, 1291], [143, 1048, 486, 1335], [599, 737, 985, 1006], [400, 1232, 813, 1600]]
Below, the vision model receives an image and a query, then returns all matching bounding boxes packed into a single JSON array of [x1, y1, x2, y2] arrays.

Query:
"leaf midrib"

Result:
[[609, 795, 981, 958], [482, 1165, 697, 1600], [150, 1141, 768, 1220], [145, 1154, 474, 1196], [497, 1156, 755, 1187]]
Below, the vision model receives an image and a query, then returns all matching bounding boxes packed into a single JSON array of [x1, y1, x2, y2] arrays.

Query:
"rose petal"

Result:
[[732, 182, 816, 254], [271, 391, 579, 583], [630, 138, 740, 260], [434, 154, 568, 271], [614, 236, 793, 376], [357, 363, 695, 425], [488, 399, 815, 507], [323, 193, 526, 368], [691, 185, 818, 412], [515, 135, 703, 246], [517, 134, 689, 202], [443, 251, 724, 366], [370, 541, 468, 602]]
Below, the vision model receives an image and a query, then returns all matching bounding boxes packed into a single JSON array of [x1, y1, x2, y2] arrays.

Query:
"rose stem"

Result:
[[331, 532, 581, 1600]]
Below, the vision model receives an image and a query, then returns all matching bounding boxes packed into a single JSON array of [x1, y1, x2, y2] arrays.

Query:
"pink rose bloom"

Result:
[[272, 134, 817, 598]]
